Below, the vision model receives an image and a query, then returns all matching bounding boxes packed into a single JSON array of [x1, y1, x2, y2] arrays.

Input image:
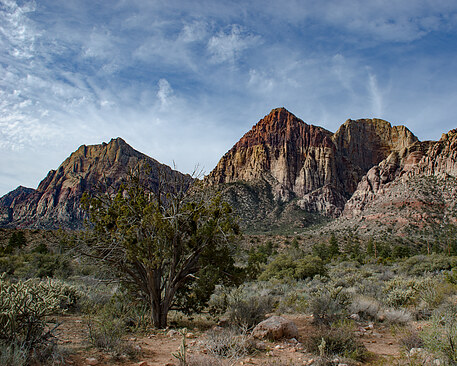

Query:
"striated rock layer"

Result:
[[0, 138, 192, 229], [206, 108, 418, 222]]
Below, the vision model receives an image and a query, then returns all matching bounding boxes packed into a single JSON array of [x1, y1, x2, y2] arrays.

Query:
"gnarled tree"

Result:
[[82, 168, 240, 328]]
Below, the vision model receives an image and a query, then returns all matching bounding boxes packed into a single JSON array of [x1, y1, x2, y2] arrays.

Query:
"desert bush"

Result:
[[275, 288, 309, 313], [87, 290, 151, 332], [203, 326, 255, 360], [308, 285, 352, 324], [245, 241, 277, 280], [348, 296, 381, 321], [0, 276, 79, 364], [400, 254, 457, 276], [383, 276, 433, 307], [258, 254, 326, 281], [421, 303, 457, 365], [399, 329, 424, 351], [385, 287, 417, 308], [0, 343, 27, 366], [88, 317, 130, 356], [185, 354, 229, 366], [304, 322, 369, 362], [87, 293, 143, 359], [416, 279, 457, 318], [382, 308, 412, 324], [212, 284, 275, 328], [0, 252, 73, 279]]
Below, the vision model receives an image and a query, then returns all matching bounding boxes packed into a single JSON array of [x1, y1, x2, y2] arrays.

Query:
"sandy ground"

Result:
[[53, 314, 405, 366]]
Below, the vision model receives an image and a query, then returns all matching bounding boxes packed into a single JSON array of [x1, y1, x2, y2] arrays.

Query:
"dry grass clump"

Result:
[[203, 326, 256, 361]]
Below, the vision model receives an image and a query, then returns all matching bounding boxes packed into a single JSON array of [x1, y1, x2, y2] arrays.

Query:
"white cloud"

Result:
[[157, 78, 173, 107], [179, 21, 208, 43], [207, 25, 260, 64], [0, 0, 37, 60], [368, 73, 383, 117]]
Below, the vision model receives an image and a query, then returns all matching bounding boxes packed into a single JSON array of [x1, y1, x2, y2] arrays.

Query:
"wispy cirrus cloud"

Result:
[[207, 25, 260, 64]]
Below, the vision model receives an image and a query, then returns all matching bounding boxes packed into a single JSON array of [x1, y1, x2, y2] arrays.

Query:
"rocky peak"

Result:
[[333, 118, 418, 173], [342, 127, 457, 234], [1, 138, 192, 229], [206, 108, 336, 202], [0, 186, 36, 207]]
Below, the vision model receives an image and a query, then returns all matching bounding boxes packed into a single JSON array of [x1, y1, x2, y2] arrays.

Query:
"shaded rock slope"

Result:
[[0, 138, 192, 229]]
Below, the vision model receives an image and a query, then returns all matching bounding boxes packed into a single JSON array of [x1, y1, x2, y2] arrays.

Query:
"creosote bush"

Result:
[[209, 284, 275, 328], [308, 285, 351, 325]]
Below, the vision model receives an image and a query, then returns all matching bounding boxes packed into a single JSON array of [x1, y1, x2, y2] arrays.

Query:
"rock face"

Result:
[[251, 316, 299, 340], [205, 108, 418, 228], [340, 129, 457, 236], [208, 108, 337, 202], [0, 138, 192, 229]]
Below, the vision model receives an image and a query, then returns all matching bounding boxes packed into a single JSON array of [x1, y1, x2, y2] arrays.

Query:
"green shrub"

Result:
[[400, 254, 457, 276], [308, 285, 351, 325], [211, 285, 275, 329], [89, 290, 151, 331], [0, 276, 79, 363], [304, 323, 368, 362], [258, 254, 326, 281], [1, 252, 73, 279], [421, 303, 457, 365]]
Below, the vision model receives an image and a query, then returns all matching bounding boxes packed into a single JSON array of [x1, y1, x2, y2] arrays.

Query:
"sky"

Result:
[[1, 0, 457, 196]]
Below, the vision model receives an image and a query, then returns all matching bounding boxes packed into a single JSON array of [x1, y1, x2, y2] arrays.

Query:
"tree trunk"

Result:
[[151, 300, 170, 329]]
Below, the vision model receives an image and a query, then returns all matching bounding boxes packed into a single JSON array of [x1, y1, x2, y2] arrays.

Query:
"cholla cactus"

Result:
[[0, 275, 81, 348]]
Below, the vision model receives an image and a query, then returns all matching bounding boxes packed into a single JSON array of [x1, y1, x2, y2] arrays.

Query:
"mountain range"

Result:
[[1, 108, 456, 237]]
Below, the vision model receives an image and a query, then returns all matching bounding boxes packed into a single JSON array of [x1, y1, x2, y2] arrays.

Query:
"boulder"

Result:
[[251, 316, 299, 340]]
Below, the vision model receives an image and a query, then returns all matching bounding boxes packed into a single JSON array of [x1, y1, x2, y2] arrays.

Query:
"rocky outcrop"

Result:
[[0, 138, 192, 229], [252, 316, 299, 340], [337, 129, 457, 236], [344, 131, 457, 218], [206, 108, 418, 221]]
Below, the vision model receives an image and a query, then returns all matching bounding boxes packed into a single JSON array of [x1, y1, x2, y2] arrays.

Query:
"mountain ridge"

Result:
[[1, 108, 455, 237]]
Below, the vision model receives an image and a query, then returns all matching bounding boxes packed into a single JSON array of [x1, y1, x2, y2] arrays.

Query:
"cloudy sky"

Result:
[[1, 0, 457, 196]]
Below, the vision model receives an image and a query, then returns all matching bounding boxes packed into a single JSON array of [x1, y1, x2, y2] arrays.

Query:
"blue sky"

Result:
[[1, 0, 457, 196]]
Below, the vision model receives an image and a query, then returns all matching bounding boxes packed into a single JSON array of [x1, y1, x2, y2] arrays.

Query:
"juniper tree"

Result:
[[82, 167, 240, 328]]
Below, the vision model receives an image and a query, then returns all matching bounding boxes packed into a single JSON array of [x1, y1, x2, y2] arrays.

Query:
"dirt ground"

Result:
[[53, 314, 406, 366]]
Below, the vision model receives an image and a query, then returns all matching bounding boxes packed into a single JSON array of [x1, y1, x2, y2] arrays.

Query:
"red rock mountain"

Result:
[[0, 138, 192, 229], [1, 108, 455, 235], [206, 108, 418, 220]]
